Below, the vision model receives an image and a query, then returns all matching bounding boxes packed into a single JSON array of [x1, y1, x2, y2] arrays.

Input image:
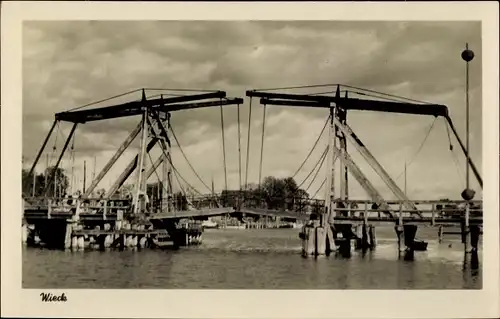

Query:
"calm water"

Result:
[[22, 226, 482, 289]]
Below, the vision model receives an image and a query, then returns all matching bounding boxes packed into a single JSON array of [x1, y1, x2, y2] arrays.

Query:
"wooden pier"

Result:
[[22, 197, 204, 250], [298, 199, 483, 257]]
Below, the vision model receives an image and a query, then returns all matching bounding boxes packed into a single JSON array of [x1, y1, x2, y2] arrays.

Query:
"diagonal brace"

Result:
[[84, 121, 142, 197]]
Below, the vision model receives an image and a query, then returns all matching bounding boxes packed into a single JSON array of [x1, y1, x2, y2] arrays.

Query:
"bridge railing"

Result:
[[329, 199, 483, 217], [24, 194, 483, 222], [235, 196, 482, 220], [23, 196, 131, 216]]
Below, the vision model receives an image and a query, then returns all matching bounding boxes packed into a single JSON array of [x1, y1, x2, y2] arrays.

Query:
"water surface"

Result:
[[23, 226, 482, 289]]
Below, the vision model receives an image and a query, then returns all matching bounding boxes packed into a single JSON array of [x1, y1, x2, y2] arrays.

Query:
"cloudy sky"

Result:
[[22, 21, 482, 200]]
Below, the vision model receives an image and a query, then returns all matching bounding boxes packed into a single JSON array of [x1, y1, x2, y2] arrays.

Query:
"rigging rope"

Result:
[[395, 118, 437, 181], [311, 177, 327, 199], [169, 125, 212, 193], [220, 98, 228, 192], [258, 104, 267, 188], [298, 146, 329, 189], [244, 97, 253, 189], [291, 115, 330, 179]]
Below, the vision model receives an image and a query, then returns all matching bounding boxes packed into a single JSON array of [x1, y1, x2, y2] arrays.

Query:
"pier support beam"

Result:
[[461, 222, 472, 253], [64, 223, 72, 249], [300, 219, 337, 257], [395, 225, 406, 252], [368, 225, 376, 249], [470, 225, 480, 251], [315, 226, 327, 255]]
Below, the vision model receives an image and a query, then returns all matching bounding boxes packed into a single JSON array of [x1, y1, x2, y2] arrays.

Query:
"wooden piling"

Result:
[[361, 223, 369, 249], [77, 236, 85, 249], [326, 225, 335, 253], [354, 225, 363, 249], [139, 236, 147, 248], [469, 225, 480, 251], [315, 226, 327, 255], [403, 224, 417, 249], [395, 225, 405, 252], [368, 225, 376, 249], [71, 236, 78, 249], [302, 227, 315, 256], [461, 222, 472, 253], [438, 226, 443, 243], [22, 224, 28, 244], [64, 223, 72, 249]]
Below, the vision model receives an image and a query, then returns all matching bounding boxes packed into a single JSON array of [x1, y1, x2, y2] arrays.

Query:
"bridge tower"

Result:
[[325, 86, 349, 224], [27, 89, 242, 217]]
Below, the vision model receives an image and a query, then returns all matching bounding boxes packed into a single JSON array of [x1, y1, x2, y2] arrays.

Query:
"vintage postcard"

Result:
[[1, 1, 499, 318]]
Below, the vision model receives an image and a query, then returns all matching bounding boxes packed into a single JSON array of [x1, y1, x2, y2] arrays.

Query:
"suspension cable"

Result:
[[298, 145, 329, 189], [165, 154, 203, 196], [146, 151, 192, 209], [69, 129, 76, 194], [341, 84, 434, 105], [443, 118, 465, 186], [162, 154, 194, 209], [252, 83, 339, 92], [304, 146, 328, 192], [258, 104, 267, 188], [169, 125, 212, 193], [244, 97, 253, 190], [172, 167, 188, 197], [252, 83, 433, 105], [395, 118, 437, 181], [311, 177, 327, 199], [237, 103, 242, 191], [147, 152, 169, 194], [219, 98, 228, 192], [66, 88, 143, 112], [49, 123, 60, 169], [291, 115, 330, 179], [143, 88, 219, 93], [349, 91, 421, 104]]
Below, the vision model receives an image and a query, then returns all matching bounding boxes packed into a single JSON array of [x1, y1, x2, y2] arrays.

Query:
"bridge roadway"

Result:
[[23, 197, 483, 226], [149, 206, 483, 226]]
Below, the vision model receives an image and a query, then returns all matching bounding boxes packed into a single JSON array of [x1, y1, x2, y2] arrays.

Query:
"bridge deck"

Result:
[[23, 197, 483, 226]]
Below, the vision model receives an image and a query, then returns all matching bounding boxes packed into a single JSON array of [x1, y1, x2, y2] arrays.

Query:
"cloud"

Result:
[[22, 21, 482, 199]]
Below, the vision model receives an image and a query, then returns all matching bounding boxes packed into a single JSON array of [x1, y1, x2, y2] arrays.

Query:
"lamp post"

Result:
[[461, 43, 475, 201], [460, 43, 475, 254]]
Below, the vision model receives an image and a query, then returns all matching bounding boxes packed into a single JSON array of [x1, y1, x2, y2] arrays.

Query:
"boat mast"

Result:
[[404, 161, 407, 197]]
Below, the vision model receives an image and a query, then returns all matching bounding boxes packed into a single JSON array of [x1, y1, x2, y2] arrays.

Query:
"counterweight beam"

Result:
[[257, 97, 448, 117], [55, 93, 244, 123]]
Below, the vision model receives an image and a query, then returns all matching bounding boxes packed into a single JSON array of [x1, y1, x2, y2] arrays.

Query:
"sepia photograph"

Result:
[[2, 2, 499, 318]]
